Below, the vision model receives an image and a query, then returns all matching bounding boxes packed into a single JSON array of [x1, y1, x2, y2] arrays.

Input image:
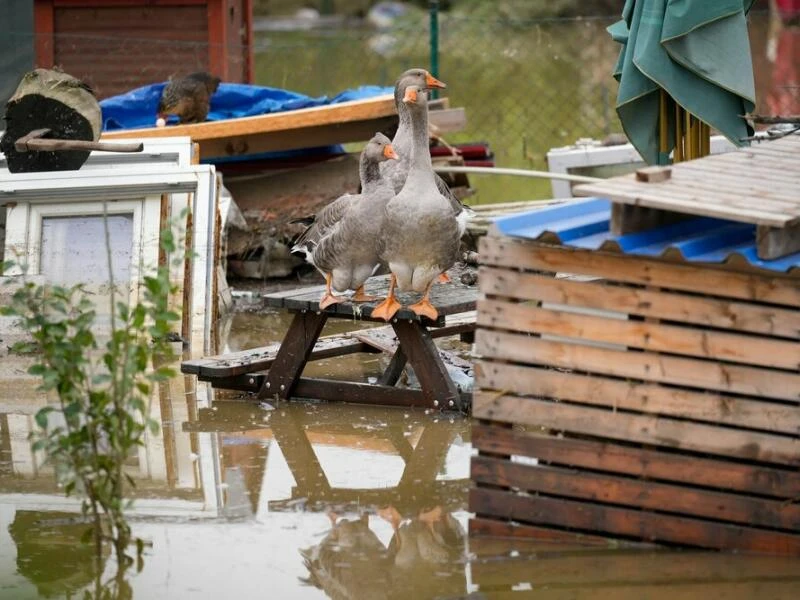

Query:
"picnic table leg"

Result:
[[378, 347, 408, 386], [268, 408, 331, 499], [259, 310, 328, 400], [396, 419, 457, 505], [391, 320, 460, 410]]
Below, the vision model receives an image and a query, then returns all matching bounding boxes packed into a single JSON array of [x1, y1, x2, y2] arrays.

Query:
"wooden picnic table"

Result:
[[182, 270, 477, 411]]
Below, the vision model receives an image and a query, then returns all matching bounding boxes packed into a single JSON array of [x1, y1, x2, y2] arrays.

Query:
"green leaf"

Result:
[[27, 363, 47, 376], [34, 406, 55, 429], [64, 401, 81, 420]]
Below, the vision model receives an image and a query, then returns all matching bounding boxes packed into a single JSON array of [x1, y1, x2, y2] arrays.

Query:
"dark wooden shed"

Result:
[[33, 0, 253, 99]]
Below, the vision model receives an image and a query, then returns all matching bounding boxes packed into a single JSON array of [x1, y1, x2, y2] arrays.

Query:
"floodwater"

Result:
[[2, 10, 800, 598], [2, 301, 800, 599]]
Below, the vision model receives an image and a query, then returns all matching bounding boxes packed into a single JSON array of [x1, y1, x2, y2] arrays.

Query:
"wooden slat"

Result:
[[471, 549, 800, 588], [263, 270, 476, 323], [622, 172, 800, 208], [472, 456, 800, 531], [469, 487, 800, 555], [478, 237, 800, 307], [474, 363, 800, 435], [677, 160, 800, 189], [574, 180, 792, 226], [478, 267, 800, 339], [472, 392, 800, 466], [477, 298, 800, 370], [469, 518, 613, 546], [471, 424, 800, 499], [572, 137, 800, 227], [182, 336, 368, 376], [758, 221, 800, 260], [690, 153, 800, 184], [610, 204, 690, 235], [183, 312, 475, 377], [103, 94, 455, 160], [475, 330, 800, 402], [293, 377, 436, 408], [466, 581, 800, 600]]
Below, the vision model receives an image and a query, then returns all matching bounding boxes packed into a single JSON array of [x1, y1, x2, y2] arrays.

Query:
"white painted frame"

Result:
[[2, 163, 218, 355], [0, 135, 195, 171]]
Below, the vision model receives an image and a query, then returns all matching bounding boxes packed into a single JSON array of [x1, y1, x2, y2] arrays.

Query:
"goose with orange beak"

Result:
[[381, 69, 473, 285], [293, 133, 399, 309], [371, 86, 461, 322], [380, 68, 447, 193]]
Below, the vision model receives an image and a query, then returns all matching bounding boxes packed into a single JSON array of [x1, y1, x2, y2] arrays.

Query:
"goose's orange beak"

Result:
[[402, 88, 418, 103], [425, 73, 447, 89], [384, 144, 398, 160]]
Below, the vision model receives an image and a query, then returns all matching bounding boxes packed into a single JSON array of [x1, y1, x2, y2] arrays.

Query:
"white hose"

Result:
[[432, 165, 603, 184]]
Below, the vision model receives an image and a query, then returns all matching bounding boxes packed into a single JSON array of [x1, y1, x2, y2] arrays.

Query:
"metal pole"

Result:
[[429, 0, 440, 100]]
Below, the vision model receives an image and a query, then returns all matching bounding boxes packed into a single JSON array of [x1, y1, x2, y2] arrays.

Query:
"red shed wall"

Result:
[[34, 0, 252, 99]]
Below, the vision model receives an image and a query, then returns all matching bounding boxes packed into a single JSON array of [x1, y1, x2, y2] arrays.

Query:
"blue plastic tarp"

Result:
[[99, 82, 394, 131]]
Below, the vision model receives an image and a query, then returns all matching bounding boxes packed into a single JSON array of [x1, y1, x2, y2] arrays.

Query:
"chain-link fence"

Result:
[[254, 6, 792, 202]]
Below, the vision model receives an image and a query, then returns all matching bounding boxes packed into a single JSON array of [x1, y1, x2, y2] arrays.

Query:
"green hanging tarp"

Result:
[[609, 0, 756, 164]]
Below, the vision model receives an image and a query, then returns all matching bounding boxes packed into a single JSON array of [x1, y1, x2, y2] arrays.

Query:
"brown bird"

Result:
[[157, 72, 220, 124]]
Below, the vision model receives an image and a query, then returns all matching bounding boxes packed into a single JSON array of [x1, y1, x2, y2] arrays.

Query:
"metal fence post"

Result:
[[429, 0, 440, 99]]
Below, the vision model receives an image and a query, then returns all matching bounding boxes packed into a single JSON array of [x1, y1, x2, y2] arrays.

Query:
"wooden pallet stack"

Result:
[[470, 136, 800, 555]]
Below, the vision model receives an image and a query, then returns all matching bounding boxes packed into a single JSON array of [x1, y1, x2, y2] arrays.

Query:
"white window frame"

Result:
[[2, 164, 218, 355]]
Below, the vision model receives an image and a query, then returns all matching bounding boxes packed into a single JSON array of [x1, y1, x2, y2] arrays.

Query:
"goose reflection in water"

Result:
[[300, 505, 466, 600]]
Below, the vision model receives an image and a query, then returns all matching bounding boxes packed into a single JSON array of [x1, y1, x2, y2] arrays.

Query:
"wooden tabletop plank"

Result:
[[574, 135, 800, 228], [586, 175, 799, 215], [264, 270, 478, 323]]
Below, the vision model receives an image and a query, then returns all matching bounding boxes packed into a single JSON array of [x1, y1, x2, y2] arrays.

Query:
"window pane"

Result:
[[40, 214, 134, 301]]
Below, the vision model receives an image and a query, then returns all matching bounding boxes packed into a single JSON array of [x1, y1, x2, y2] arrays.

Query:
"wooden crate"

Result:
[[470, 232, 800, 555]]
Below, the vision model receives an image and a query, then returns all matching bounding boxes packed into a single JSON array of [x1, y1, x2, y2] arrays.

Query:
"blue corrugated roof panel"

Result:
[[492, 198, 800, 274]]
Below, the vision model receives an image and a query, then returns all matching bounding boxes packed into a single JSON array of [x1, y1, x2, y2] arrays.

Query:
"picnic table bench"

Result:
[[181, 270, 477, 411]]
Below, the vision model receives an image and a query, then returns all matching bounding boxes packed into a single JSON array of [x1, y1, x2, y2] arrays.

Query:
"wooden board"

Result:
[[472, 392, 800, 466], [573, 135, 800, 228], [182, 311, 475, 378], [478, 298, 800, 369], [470, 487, 800, 555], [103, 94, 455, 160], [470, 550, 800, 588], [474, 363, 800, 435], [479, 236, 800, 306], [263, 269, 478, 325], [475, 330, 800, 402], [472, 456, 800, 531], [471, 424, 800, 499], [478, 267, 800, 339]]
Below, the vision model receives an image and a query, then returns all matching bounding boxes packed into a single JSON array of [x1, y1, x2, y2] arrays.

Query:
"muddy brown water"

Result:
[[2, 301, 799, 598]]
